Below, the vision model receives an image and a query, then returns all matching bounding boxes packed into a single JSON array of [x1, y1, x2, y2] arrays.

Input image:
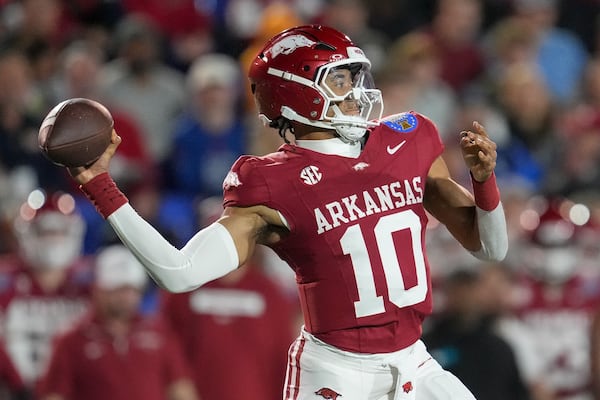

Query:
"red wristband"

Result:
[[471, 172, 500, 211], [79, 172, 128, 219]]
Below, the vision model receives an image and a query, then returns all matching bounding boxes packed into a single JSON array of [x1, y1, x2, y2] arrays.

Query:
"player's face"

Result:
[[321, 68, 360, 117]]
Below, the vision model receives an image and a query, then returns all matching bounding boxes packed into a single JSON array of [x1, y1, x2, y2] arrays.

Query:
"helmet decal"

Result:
[[265, 34, 316, 59]]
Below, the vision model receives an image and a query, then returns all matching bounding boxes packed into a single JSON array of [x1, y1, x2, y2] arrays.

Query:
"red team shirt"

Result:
[[37, 313, 191, 400], [223, 112, 444, 354], [162, 265, 297, 400]]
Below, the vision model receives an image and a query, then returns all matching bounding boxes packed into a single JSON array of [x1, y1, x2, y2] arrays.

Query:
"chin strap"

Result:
[[280, 106, 372, 143]]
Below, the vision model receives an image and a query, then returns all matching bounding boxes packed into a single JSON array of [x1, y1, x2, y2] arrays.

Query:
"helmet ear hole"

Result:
[[303, 65, 310, 72]]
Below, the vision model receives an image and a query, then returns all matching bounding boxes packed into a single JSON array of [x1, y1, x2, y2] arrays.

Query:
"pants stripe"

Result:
[[285, 337, 305, 400]]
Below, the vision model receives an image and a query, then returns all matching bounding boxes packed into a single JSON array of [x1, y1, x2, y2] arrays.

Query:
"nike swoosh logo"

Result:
[[386, 140, 406, 155]]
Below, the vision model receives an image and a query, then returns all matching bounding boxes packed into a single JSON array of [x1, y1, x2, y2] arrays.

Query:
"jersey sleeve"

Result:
[[223, 156, 271, 208]]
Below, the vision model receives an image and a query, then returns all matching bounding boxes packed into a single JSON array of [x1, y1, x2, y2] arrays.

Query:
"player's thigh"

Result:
[[285, 338, 393, 400], [416, 361, 477, 400]]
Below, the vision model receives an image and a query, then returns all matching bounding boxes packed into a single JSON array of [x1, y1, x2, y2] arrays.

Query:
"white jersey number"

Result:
[[340, 210, 427, 318]]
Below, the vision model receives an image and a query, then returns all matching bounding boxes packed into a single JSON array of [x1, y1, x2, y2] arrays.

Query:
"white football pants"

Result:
[[284, 329, 477, 400]]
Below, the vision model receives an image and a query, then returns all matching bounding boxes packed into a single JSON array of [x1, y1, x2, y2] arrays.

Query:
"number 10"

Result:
[[339, 210, 428, 318]]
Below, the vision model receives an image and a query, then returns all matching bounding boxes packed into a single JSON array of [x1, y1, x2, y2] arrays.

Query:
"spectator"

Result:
[[98, 14, 185, 164], [121, 0, 215, 70], [483, 16, 538, 83], [37, 244, 197, 400], [423, 266, 530, 400], [0, 48, 69, 193], [0, 0, 73, 89], [493, 61, 561, 191], [163, 53, 247, 198], [425, 0, 487, 94], [547, 106, 600, 197], [512, 0, 589, 103], [160, 197, 299, 400], [0, 189, 92, 394]]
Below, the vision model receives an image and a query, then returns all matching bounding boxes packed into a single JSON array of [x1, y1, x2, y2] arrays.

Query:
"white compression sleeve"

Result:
[[107, 204, 239, 292], [470, 202, 508, 262]]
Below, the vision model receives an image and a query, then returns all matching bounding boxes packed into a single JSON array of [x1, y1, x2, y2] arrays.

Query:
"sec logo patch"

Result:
[[383, 113, 418, 133]]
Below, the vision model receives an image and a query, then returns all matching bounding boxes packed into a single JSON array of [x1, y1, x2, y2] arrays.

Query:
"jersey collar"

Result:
[[295, 137, 361, 158]]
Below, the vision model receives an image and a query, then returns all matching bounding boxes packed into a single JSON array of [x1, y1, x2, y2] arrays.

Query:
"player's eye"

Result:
[[329, 73, 350, 87], [324, 69, 353, 94]]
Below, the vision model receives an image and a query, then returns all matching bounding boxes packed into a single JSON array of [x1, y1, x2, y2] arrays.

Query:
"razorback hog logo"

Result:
[[402, 381, 413, 393], [315, 387, 342, 399], [266, 35, 316, 59]]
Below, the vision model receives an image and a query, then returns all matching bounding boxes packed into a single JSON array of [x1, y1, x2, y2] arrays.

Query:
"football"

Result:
[[38, 98, 114, 168]]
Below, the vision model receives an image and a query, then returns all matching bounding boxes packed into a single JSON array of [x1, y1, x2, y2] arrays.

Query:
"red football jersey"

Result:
[[0, 342, 25, 393], [0, 255, 92, 385], [510, 272, 600, 398], [223, 112, 444, 353]]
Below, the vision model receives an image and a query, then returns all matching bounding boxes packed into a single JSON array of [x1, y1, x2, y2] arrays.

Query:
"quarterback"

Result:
[[68, 25, 508, 400]]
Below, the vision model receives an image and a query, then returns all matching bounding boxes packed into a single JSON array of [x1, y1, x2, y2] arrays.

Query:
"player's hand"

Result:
[[68, 129, 121, 185], [460, 121, 497, 182]]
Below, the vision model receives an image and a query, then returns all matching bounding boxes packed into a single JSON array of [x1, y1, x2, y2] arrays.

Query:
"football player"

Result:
[[67, 25, 507, 400], [507, 198, 600, 400], [0, 189, 92, 392]]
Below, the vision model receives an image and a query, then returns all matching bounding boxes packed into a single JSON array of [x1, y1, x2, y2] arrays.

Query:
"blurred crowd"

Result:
[[1, 0, 600, 399]]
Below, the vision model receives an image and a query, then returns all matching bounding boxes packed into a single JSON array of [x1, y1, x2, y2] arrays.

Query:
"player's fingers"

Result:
[[105, 130, 122, 154], [477, 151, 497, 170], [473, 121, 489, 138], [460, 131, 478, 147]]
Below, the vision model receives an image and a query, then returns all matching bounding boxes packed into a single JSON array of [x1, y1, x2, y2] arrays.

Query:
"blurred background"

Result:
[[1, 0, 600, 399]]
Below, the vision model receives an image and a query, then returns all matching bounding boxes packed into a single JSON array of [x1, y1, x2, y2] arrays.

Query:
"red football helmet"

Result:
[[13, 189, 85, 270], [522, 197, 588, 284], [248, 24, 384, 142]]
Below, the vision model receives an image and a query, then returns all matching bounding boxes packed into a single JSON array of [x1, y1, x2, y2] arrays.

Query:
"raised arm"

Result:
[[424, 121, 508, 261], [68, 131, 280, 293]]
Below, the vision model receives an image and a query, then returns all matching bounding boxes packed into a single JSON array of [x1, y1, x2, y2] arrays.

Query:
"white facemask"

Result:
[[22, 235, 83, 270], [528, 246, 580, 284]]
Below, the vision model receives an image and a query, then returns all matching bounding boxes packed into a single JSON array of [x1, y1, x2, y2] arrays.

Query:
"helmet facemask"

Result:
[[268, 58, 383, 143], [312, 60, 383, 142]]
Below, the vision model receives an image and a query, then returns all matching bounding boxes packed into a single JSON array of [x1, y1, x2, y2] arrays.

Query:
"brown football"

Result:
[[39, 98, 114, 168]]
